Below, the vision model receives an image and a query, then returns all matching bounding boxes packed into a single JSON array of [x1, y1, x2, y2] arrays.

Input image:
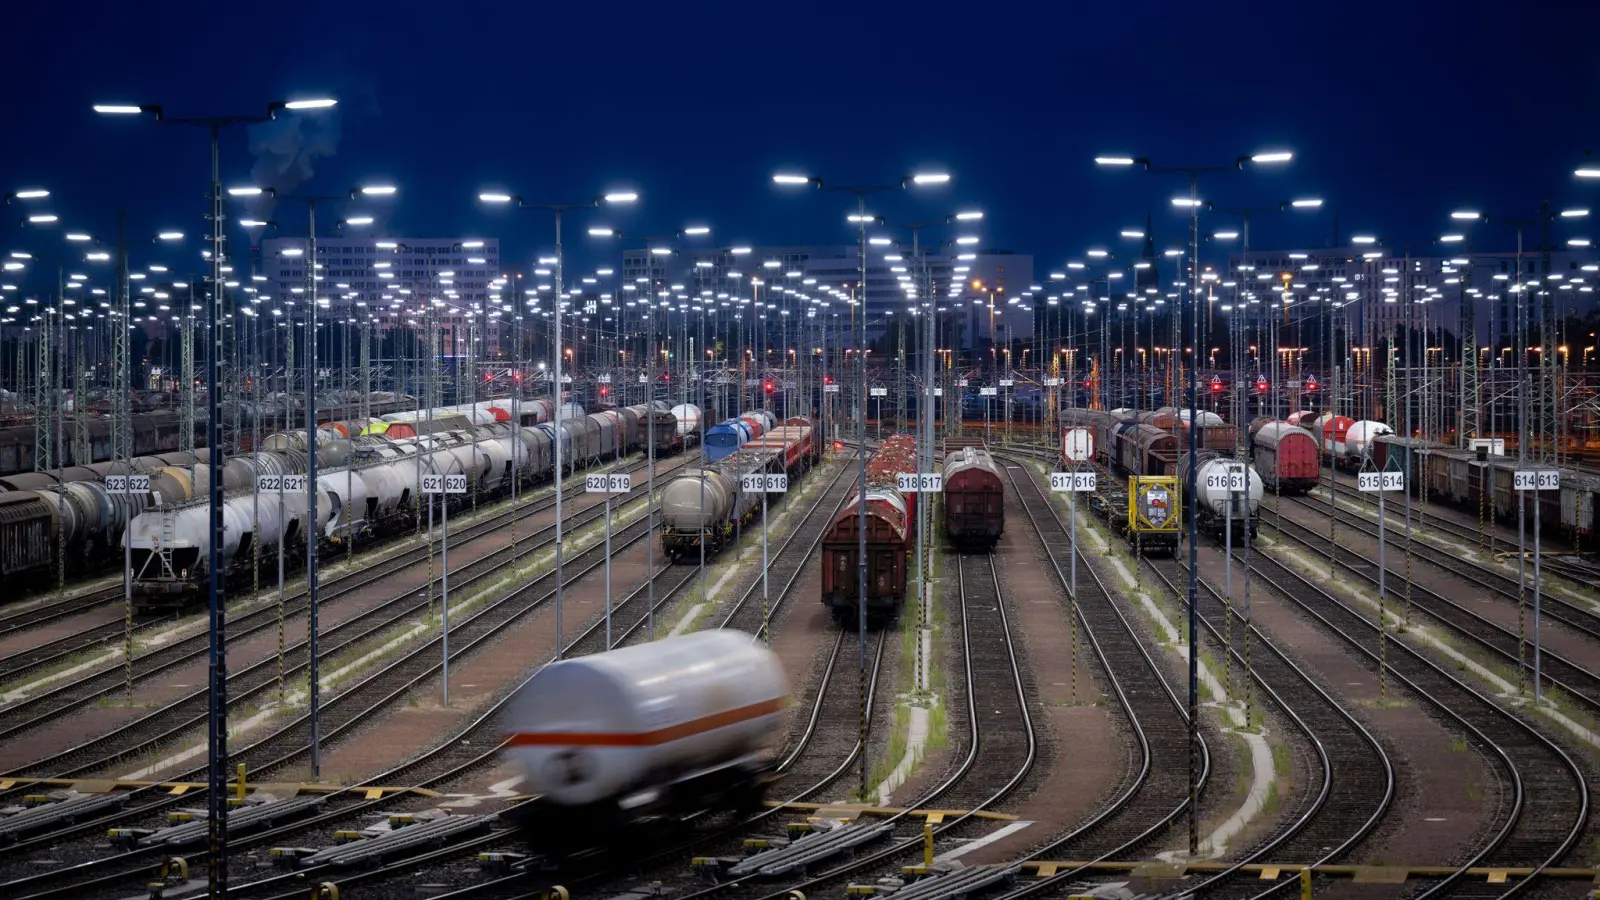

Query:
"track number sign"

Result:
[[824, 384, 841, 393], [1358, 471, 1404, 492], [1205, 464, 1247, 493], [1044, 377, 1062, 387], [999, 378, 1015, 387], [897, 473, 943, 493], [597, 374, 611, 383], [106, 474, 151, 494], [585, 473, 632, 493], [741, 473, 788, 493], [423, 473, 468, 494], [869, 387, 888, 397], [1050, 472, 1096, 492], [979, 387, 998, 397], [1514, 470, 1560, 491], [256, 474, 307, 492]]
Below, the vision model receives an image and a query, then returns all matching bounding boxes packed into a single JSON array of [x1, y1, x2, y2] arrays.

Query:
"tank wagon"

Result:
[[704, 410, 778, 463], [103, 402, 679, 611], [0, 394, 416, 476], [660, 423, 813, 559], [821, 433, 917, 624], [1178, 450, 1263, 542], [503, 630, 788, 837]]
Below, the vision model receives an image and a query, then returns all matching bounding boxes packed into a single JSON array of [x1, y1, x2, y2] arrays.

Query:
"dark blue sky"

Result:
[[5, 0, 1600, 284]]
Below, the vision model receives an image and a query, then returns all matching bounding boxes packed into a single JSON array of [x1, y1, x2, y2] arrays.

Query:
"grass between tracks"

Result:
[[1021, 456, 1293, 855], [860, 506, 949, 802], [0, 462, 635, 704], [655, 455, 848, 639], [101, 476, 664, 782]]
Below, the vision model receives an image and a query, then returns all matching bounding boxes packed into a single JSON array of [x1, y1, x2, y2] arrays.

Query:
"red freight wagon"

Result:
[[821, 434, 916, 624], [942, 445, 1004, 548]]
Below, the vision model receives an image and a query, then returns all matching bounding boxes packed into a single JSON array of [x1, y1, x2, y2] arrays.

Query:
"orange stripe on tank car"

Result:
[[505, 697, 786, 747]]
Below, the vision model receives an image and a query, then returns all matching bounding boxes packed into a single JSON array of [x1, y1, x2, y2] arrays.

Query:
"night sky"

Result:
[[5, 1, 1600, 284]]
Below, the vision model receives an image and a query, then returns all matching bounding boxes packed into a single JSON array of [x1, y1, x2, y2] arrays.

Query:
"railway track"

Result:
[[1228, 538, 1589, 899], [0, 454, 687, 757], [307, 450, 1031, 900], [1138, 552, 1394, 899], [1265, 512, 1600, 717], [0, 453, 679, 688], [1292, 492, 1600, 644], [0, 476, 688, 897], [991, 458, 1208, 881], [15, 454, 868, 900], [1321, 473, 1600, 588], [0, 462, 693, 864]]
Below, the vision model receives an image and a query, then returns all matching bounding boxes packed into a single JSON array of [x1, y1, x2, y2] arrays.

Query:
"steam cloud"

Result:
[[244, 111, 342, 218]]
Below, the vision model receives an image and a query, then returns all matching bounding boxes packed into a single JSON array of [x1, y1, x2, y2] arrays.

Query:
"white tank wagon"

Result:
[[504, 630, 788, 831], [1339, 420, 1394, 463], [659, 449, 775, 558], [124, 489, 324, 603], [1177, 450, 1263, 542], [670, 403, 703, 438]]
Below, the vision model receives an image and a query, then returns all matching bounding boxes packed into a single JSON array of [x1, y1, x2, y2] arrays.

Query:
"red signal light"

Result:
[[599, 386, 610, 398], [763, 380, 774, 393], [1255, 379, 1269, 393], [1210, 381, 1223, 393], [1305, 379, 1319, 392], [823, 375, 834, 385]]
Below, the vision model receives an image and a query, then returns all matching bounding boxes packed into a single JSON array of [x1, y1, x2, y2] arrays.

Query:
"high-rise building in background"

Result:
[[260, 236, 503, 350], [621, 244, 1034, 352]]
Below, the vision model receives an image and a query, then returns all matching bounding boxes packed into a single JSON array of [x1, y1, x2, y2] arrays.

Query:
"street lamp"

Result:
[[773, 167, 950, 799], [1095, 146, 1291, 857], [477, 186, 637, 661], [94, 94, 337, 894]]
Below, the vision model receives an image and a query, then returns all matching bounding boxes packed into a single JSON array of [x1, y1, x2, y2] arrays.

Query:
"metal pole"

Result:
[[604, 469, 613, 649], [646, 262, 656, 641], [553, 210, 565, 659], [1185, 171, 1201, 857], [305, 199, 321, 780], [1534, 486, 1543, 703], [204, 122, 231, 895], [855, 191, 870, 801], [441, 480, 450, 704]]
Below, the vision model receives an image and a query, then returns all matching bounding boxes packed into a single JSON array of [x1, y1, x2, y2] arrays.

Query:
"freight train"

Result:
[[703, 411, 779, 463], [0, 393, 417, 476], [660, 418, 817, 559], [0, 400, 703, 603], [821, 434, 918, 624], [1310, 414, 1393, 470], [121, 402, 701, 609], [1369, 436, 1600, 551], [504, 630, 789, 838], [1247, 418, 1322, 494], [942, 439, 1004, 548]]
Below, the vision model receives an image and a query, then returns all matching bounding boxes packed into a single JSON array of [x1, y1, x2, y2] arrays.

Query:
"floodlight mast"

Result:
[[94, 95, 338, 895]]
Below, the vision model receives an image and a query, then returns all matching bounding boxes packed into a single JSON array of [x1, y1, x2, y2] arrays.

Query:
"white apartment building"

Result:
[[621, 243, 1033, 351]]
